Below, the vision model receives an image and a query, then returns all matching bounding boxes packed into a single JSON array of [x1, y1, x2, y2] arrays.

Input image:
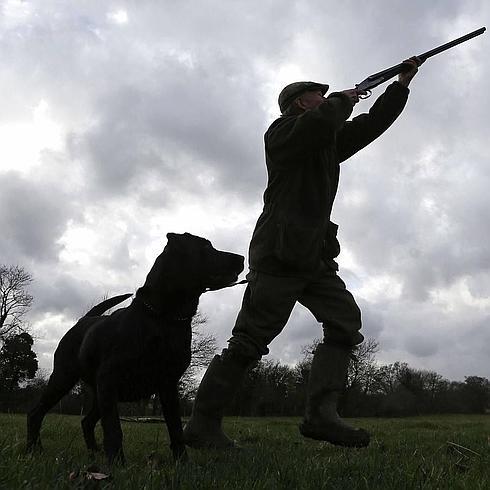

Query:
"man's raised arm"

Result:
[[336, 58, 420, 163]]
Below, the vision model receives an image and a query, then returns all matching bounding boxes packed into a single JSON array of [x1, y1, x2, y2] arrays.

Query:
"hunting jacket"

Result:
[[249, 81, 409, 277]]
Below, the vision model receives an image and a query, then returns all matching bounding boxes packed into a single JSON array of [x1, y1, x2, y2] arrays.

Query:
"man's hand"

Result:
[[398, 56, 423, 87], [341, 89, 368, 105]]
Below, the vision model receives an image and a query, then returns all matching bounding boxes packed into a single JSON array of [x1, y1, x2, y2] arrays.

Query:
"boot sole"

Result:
[[299, 423, 370, 448]]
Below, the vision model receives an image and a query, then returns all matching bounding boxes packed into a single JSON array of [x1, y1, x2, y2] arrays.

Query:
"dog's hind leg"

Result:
[[26, 371, 78, 452], [81, 389, 101, 452]]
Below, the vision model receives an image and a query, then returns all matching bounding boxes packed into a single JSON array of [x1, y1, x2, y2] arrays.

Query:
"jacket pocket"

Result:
[[275, 222, 324, 270], [322, 221, 341, 259]]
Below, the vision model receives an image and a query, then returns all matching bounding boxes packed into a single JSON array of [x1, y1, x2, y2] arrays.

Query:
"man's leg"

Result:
[[298, 267, 370, 447], [183, 270, 304, 449]]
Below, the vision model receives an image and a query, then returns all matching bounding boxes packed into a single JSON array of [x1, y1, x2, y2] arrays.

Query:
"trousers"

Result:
[[228, 265, 363, 361]]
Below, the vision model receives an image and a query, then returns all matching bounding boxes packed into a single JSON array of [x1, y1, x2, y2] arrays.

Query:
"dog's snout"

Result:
[[230, 253, 245, 273]]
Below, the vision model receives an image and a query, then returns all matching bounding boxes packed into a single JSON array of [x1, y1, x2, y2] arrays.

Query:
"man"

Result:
[[184, 58, 421, 449]]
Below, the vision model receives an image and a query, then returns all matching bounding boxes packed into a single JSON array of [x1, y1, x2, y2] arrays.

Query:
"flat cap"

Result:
[[278, 81, 329, 113]]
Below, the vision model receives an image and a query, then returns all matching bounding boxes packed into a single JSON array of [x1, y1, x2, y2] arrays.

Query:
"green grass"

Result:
[[0, 413, 488, 489]]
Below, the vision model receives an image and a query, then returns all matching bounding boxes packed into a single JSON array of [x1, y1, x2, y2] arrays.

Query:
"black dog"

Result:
[[27, 233, 244, 463]]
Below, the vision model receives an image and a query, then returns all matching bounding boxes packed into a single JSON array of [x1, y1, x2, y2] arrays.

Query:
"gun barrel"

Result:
[[418, 27, 486, 61], [356, 27, 486, 93]]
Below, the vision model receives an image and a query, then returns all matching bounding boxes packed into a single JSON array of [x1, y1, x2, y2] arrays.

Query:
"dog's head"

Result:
[[143, 232, 245, 295]]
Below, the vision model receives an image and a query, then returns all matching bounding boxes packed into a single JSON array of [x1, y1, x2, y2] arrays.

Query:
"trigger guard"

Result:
[[359, 90, 372, 99]]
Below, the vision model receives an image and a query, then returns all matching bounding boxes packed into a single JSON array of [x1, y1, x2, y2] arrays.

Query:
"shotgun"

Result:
[[355, 27, 486, 98]]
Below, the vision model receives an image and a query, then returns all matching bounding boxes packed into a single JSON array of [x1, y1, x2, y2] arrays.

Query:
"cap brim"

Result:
[[281, 83, 329, 113], [316, 83, 329, 96]]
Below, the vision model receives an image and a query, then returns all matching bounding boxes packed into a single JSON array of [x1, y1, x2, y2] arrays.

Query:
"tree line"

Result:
[[0, 264, 488, 417], [228, 342, 489, 417]]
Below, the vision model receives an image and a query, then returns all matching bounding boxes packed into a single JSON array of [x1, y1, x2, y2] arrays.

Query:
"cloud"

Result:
[[0, 1, 488, 381], [0, 171, 74, 262], [405, 335, 438, 358]]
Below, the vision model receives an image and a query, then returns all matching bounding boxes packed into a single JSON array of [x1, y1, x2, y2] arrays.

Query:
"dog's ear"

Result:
[[165, 233, 186, 253]]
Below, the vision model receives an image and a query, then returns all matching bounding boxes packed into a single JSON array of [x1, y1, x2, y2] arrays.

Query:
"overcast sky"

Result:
[[1, 1, 488, 381]]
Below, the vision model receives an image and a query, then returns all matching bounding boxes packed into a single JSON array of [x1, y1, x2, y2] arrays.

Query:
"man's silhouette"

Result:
[[184, 58, 421, 449]]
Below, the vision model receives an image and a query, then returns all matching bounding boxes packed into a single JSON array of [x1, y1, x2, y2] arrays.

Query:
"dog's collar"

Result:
[[133, 279, 248, 318], [133, 295, 192, 322]]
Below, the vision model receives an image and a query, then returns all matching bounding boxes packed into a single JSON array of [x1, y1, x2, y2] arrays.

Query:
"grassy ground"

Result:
[[0, 413, 488, 489]]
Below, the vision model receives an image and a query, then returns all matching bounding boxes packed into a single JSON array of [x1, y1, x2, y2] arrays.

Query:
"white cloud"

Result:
[[107, 9, 128, 25], [0, 100, 64, 173], [2, 0, 33, 29]]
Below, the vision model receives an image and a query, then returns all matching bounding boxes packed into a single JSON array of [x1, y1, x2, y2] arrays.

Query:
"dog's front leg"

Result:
[[97, 373, 125, 465], [159, 382, 188, 462]]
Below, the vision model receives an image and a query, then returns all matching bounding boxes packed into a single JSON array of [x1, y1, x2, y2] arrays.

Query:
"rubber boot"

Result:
[[299, 343, 370, 448], [183, 350, 252, 449]]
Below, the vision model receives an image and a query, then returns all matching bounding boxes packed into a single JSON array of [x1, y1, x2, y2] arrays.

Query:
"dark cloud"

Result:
[[0, 172, 73, 262], [29, 272, 105, 319], [405, 335, 438, 358]]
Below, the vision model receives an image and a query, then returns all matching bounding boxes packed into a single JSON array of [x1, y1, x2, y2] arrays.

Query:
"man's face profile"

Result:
[[296, 90, 326, 111]]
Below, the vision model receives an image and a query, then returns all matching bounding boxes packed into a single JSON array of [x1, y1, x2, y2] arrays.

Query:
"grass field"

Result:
[[0, 413, 488, 489]]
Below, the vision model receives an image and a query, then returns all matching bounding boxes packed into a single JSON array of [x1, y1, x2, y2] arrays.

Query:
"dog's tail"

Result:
[[84, 293, 133, 317]]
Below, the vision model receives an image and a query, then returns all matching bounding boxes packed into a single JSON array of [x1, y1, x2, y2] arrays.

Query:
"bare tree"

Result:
[[371, 361, 409, 395], [189, 313, 218, 371], [300, 338, 321, 361], [0, 265, 33, 342], [348, 337, 379, 394], [179, 312, 217, 399], [299, 337, 379, 393]]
